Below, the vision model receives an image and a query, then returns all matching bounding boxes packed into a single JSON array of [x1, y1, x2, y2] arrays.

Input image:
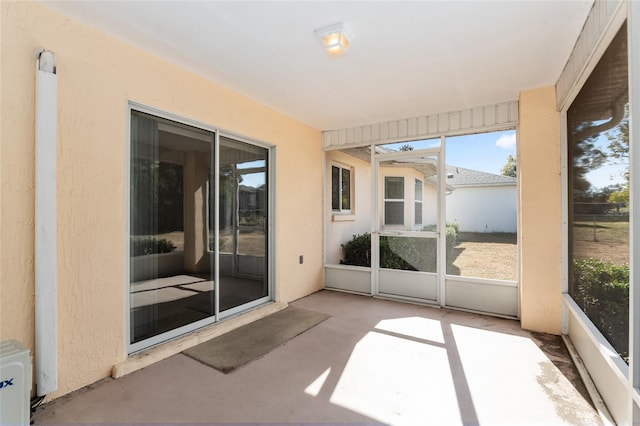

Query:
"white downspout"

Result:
[[34, 49, 58, 396]]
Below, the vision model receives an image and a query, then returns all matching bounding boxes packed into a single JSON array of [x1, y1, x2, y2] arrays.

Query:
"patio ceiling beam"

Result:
[[322, 101, 518, 151]]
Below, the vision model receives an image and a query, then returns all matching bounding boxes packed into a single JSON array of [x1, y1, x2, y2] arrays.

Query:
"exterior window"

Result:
[[332, 164, 352, 212], [384, 176, 404, 225], [567, 23, 629, 361], [415, 179, 423, 225]]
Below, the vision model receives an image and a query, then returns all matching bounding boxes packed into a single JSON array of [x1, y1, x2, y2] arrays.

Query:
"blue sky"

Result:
[[239, 130, 518, 189], [237, 160, 266, 189], [385, 130, 625, 189], [446, 130, 516, 175], [583, 133, 627, 190], [384, 130, 517, 176]]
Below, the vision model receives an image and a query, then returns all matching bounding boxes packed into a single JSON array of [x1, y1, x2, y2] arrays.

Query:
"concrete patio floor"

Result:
[[35, 290, 602, 425]]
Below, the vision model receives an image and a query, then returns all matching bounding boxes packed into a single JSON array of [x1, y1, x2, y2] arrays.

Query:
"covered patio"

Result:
[[2, 1, 640, 424], [35, 290, 602, 425]]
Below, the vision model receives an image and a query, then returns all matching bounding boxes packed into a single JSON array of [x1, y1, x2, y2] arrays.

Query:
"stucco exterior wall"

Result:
[[1, 1, 322, 398], [379, 167, 427, 231], [324, 155, 439, 264], [518, 86, 562, 334], [325, 151, 371, 264]]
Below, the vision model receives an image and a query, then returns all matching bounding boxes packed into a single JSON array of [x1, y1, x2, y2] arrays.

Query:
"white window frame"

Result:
[[384, 176, 405, 226], [126, 101, 276, 354], [415, 178, 423, 226], [331, 162, 354, 214]]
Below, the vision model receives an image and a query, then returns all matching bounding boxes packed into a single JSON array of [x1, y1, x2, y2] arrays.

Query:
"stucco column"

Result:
[[518, 86, 562, 334], [183, 152, 209, 273]]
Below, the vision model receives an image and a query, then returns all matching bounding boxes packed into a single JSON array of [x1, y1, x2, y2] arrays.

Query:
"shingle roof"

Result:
[[446, 166, 516, 187]]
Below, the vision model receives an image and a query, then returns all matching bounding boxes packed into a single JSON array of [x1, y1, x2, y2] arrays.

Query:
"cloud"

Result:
[[495, 133, 516, 149]]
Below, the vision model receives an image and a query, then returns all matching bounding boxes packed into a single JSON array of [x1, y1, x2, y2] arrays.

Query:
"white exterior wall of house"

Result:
[[378, 167, 433, 231], [423, 183, 517, 233], [447, 185, 517, 233], [326, 158, 517, 258], [325, 152, 437, 264], [325, 150, 371, 264], [422, 183, 439, 228]]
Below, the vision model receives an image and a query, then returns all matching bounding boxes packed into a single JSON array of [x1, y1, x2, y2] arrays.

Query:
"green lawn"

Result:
[[572, 217, 629, 265], [573, 218, 629, 244]]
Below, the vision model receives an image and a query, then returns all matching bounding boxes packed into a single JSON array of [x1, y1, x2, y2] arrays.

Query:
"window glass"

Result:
[[385, 176, 404, 199], [341, 168, 351, 210], [218, 137, 269, 312], [130, 111, 271, 348], [567, 23, 629, 361], [332, 164, 352, 212], [331, 166, 340, 210], [130, 111, 214, 344]]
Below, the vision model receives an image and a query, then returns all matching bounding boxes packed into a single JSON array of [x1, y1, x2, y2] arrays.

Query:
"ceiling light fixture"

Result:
[[315, 22, 351, 56]]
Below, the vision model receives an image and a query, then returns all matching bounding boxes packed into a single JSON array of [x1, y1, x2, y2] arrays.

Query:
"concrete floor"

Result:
[[35, 290, 602, 425]]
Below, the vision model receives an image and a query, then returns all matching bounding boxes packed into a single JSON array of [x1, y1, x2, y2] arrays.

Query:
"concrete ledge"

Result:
[[112, 301, 288, 378]]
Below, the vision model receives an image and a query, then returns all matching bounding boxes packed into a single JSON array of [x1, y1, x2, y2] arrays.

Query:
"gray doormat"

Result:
[[182, 306, 330, 373]]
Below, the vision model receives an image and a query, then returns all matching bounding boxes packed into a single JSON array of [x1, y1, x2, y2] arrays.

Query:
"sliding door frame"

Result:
[[125, 101, 275, 354]]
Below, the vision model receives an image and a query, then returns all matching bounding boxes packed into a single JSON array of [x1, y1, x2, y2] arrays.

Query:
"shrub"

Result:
[[131, 237, 177, 256], [421, 222, 459, 251], [572, 258, 629, 359], [340, 223, 459, 271], [341, 233, 371, 267], [380, 236, 436, 271]]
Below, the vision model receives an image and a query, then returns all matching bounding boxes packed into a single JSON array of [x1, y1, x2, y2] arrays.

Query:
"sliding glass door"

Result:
[[129, 109, 272, 351], [218, 137, 269, 314]]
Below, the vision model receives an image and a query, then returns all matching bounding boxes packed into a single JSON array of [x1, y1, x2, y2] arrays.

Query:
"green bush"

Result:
[[421, 222, 459, 251], [572, 258, 629, 359], [131, 237, 177, 256], [380, 236, 437, 271], [340, 223, 459, 272], [341, 233, 371, 267]]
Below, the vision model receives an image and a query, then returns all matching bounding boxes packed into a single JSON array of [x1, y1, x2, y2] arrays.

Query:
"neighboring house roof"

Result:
[[340, 146, 515, 189], [446, 166, 516, 187]]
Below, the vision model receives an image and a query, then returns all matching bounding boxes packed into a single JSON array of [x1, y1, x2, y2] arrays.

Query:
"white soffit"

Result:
[[556, 0, 625, 111], [40, 1, 592, 131]]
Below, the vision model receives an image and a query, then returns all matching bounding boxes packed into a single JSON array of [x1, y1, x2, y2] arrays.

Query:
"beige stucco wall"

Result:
[[518, 86, 562, 334], [1, 1, 322, 398]]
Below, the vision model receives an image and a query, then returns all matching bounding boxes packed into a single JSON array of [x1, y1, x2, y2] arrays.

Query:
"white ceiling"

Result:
[[41, 1, 593, 131]]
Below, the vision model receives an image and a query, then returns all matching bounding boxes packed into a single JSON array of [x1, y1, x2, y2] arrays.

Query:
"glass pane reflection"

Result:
[[568, 23, 629, 361]]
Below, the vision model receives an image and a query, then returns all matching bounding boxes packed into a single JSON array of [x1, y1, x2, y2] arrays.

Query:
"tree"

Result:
[[608, 187, 629, 204], [607, 104, 629, 163], [571, 131, 607, 196], [399, 144, 414, 151], [605, 104, 629, 203], [500, 154, 517, 177]]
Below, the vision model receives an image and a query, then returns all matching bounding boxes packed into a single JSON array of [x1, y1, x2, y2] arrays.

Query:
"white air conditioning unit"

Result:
[[0, 340, 31, 426]]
